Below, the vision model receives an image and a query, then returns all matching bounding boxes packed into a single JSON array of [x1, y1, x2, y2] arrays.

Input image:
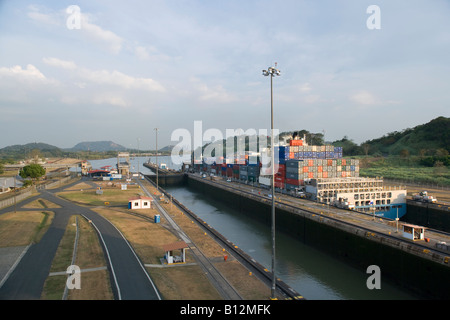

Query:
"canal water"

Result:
[[85, 157, 417, 300]]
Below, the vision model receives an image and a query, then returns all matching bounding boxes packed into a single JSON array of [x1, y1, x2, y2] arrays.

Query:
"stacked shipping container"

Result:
[[193, 140, 358, 191], [276, 145, 343, 163]]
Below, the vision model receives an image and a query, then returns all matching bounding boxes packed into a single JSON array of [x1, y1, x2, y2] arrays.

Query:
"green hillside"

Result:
[[360, 116, 449, 156]]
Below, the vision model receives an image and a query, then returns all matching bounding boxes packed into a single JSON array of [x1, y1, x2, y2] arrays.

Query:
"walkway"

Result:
[[0, 178, 161, 300]]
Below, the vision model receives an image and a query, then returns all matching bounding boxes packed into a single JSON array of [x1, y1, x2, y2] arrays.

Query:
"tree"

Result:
[[362, 143, 370, 156], [400, 149, 410, 158], [19, 164, 46, 183], [436, 148, 449, 157]]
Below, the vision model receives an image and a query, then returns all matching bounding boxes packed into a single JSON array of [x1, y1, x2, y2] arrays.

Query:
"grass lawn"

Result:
[[41, 215, 113, 300], [58, 187, 143, 207], [358, 156, 450, 186], [0, 211, 53, 247]]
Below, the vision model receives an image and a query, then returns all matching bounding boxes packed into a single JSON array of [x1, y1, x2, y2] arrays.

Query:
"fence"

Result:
[[0, 186, 36, 210], [383, 178, 450, 191], [0, 174, 79, 210]]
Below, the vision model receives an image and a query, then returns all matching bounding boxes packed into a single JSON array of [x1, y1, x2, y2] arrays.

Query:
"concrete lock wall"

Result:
[[404, 202, 450, 233], [186, 176, 450, 299]]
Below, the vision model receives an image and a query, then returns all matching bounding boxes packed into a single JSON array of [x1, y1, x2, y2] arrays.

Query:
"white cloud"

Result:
[[0, 64, 47, 81], [42, 57, 77, 70], [189, 78, 236, 104], [92, 93, 129, 108], [43, 57, 165, 92], [79, 14, 124, 54], [135, 46, 150, 60], [349, 90, 377, 106], [27, 5, 61, 26], [299, 83, 312, 93], [27, 5, 123, 55]]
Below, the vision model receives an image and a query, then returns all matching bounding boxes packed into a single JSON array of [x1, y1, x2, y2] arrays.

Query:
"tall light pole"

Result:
[[137, 138, 140, 179], [154, 128, 159, 191], [262, 64, 281, 299]]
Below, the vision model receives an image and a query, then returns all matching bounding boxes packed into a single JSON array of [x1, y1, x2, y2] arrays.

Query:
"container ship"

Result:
[[191, 137, 407, 220]]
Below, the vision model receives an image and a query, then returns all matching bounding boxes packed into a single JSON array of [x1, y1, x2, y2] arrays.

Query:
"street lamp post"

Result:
[[262, 64, 281, 299], [137, 138, 140, 179], [154, 128, 159, 191]]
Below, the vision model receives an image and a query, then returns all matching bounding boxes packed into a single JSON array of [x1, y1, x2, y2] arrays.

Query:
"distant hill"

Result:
[[0, 141, 127, 161], [68, 141, 127, 152], [159, 145, 175, 152], [0, 142, 65, 160], [360, 116, 449, 156]]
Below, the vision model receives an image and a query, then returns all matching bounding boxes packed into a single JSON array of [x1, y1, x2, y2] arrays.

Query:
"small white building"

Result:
[[163, 241, 188, 264], [128, 196, 153, 210], [402, 224, 425, 241]]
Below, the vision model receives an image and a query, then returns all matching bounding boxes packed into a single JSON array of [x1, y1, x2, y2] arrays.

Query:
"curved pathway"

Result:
[[0, 178, 161, 300]]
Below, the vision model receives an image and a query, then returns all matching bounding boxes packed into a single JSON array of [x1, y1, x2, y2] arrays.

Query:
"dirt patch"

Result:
[[150, 266, 222, 300]]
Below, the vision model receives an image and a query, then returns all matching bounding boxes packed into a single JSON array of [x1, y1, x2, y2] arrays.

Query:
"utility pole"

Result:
[[155, 128, 159, 192], [262, 64, 281, 300]]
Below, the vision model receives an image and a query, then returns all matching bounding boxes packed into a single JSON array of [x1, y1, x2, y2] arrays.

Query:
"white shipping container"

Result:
[[259, 176, 271, 186]]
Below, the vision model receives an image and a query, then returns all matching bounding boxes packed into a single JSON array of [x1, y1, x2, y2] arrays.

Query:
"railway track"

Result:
[[123, 210, 243, 300], [144, 177, 304, 300]]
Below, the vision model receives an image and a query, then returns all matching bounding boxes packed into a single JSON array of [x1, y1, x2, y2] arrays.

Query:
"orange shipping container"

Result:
[[290, 139, 303, 146], [327, 159, 333, 166], [323, 171, 328, 178], [303, 166, 309, 173], [289, 152, 295, 159], [308, 172, 314, 178], [342, 159, 346, 166], [308, 160, 314, 166], [318, 166, 323, 173]]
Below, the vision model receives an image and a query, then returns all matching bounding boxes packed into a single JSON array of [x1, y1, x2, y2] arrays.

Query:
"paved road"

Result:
[[0, 178, 161, 300]]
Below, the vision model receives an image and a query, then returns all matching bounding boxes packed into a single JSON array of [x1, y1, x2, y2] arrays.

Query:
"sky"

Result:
[[0, 0, 449, 150]]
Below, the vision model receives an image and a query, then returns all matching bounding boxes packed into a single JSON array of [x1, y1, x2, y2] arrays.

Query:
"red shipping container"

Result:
[[275, 176, 285, 182], [275, 182, 285, 189], [285, 178, 300, 186], [327, 159, 333, 166]]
